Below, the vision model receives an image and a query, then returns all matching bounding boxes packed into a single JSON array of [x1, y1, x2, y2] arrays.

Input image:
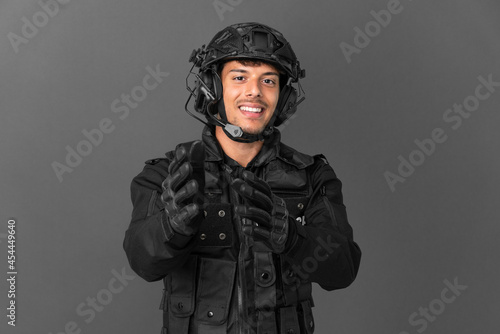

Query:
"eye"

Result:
[[263, 78, 277, 85], [233, 76, 245, 81]]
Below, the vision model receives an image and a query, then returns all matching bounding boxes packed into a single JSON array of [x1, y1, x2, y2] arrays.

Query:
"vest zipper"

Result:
[[225, 165, 247, 334], [237, 280, 244, 334], [321, 186, 338, 227]]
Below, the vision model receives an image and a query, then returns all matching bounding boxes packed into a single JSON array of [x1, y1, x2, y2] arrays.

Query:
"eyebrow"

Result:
[[229, 69, 279, 76]]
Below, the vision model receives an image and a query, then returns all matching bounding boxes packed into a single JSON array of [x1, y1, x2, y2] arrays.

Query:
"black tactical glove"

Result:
[[232, 170, 294, 254], [161, 141, 205, 241]]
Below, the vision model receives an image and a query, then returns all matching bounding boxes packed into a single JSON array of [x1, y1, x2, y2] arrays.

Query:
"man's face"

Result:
[[220, 60, 280, 135]]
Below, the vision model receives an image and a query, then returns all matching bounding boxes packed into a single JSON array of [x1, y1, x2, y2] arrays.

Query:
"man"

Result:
[[124, 22, 361, 334]]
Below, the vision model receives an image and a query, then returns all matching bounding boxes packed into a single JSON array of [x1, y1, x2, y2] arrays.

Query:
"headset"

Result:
[[185, 22, 306, 143]]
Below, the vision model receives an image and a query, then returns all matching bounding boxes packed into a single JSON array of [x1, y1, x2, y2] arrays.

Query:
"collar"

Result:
[[201, 125, 282, 168]]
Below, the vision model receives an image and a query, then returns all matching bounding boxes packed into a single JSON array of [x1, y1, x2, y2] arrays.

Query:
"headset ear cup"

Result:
[[194, 71, 214, 114], [274, 85, 298, 126], [213, 72, 223, 101], [194, 69, 223, 116]]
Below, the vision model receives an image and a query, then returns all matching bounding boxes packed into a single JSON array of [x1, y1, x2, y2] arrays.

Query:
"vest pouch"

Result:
[[266, 162, 309, 221], [279, 256, 313, 307], [254, 250, 277, 308], [195, 258, 236, 333], [165, 255, 197, 333], [280, 195, 308, 222]]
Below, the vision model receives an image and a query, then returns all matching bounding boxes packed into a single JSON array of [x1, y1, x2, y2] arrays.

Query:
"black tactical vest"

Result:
[[159, 141, 317, 334]]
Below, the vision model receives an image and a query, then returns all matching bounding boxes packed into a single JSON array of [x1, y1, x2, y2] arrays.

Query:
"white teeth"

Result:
[[240, 106, 262, 113]]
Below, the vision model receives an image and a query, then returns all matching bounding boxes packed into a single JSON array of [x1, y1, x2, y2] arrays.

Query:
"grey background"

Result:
[[1, 0, 499, 333]]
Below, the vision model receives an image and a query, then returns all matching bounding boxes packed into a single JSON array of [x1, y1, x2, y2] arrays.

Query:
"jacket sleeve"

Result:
[[283, 157, 361, 291], [123, 159, 197, 282]]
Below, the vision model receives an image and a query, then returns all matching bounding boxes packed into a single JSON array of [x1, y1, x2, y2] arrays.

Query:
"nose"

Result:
[[245, 79, 262, 98]]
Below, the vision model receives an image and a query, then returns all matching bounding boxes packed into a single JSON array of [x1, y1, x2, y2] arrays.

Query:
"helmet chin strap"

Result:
[[207, 100, 275, 143]]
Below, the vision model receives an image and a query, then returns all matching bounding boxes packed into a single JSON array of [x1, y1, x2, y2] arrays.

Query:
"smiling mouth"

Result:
[[239, 106, 263, 113]]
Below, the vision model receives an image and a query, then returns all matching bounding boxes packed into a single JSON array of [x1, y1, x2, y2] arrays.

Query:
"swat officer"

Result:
[[123, 22, 361, 334]]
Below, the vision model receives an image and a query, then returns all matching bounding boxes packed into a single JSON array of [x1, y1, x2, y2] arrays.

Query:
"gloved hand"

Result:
[[232, 170, 293, 254], [161, 141, 205, 238]]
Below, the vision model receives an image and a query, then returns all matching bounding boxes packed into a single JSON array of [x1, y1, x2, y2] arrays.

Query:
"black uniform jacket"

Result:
[[123, 126, 361, 334]]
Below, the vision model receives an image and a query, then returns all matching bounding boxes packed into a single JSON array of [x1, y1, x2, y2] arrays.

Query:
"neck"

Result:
[[215, 126, 264, 167]]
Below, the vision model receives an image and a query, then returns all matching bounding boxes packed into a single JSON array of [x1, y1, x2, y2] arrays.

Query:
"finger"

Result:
[[168, 145, 188, 174], [164, 202, 179, 217], [174, 180, 198, 204], [231, 179, 273, 212], [235, 205, 271, 228], [170, 203, 200, 235], [231, 179, 251, 198], [231, 178, 245, 193], [241, 218, 255, 237], [178, 203, 200, 224], [242, 170, 271, 197], [161, 164, 194, 210], [161, 185, 174, 203], [270, 231, 287, 246], [272, 216, 287, 233], [252, 227, 272, 241], [163, 189, 179, 217], [164, 162, 192, 192], [241, 183, 274, 212]]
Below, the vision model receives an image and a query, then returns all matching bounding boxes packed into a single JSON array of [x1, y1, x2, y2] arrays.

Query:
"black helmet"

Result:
[[185, 22, 305, 142], [199, 22, 304, 84]]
